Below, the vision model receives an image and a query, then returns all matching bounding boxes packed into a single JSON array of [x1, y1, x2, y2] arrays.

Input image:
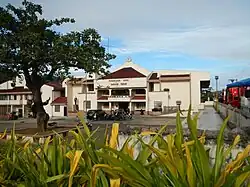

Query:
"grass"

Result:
[[0, 107, 249, 187]]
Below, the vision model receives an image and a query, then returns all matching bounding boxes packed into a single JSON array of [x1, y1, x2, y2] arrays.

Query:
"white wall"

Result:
[[149, 70, 210, 111], [66, 82, 98, 111], [162, 81, 190, 109], [41, 85, 53, 117], [148, 82, 190, 111], [77, 92, 97, 111], [190, 71, 210, 111], [0, 76, 27, 90], [51, 105, 64, 117]]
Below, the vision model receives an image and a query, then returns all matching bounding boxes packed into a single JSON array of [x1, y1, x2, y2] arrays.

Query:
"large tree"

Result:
[[0, 0, 115, 131]]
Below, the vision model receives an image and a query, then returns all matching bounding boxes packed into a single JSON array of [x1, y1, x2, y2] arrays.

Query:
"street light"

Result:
[[163, 88, 170, 113], [215, 76, 219, 111]]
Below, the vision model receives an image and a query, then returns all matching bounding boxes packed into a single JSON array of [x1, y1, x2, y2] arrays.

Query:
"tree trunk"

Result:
[[32, 88, 49, 132]]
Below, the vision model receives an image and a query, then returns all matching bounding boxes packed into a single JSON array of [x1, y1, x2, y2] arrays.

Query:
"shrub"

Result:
[[0, 108, 249, 186]]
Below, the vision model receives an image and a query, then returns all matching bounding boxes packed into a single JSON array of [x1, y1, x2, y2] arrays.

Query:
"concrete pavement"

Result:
[[0, 116, 178, 132], [0, 107, 224, 132], [182, 107, 223, 131]]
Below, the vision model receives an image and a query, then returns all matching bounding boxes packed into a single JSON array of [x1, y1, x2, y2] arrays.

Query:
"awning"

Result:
[[227, 78, 250, 88]]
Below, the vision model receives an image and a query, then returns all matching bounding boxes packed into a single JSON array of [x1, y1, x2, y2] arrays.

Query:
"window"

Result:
[[103, 103, 109, 108], [14, 95, 17, 100], [88, 84, 94, 91], [149, 83, 154, 92], [135, 89, 145, 94], [84, 101, 91, 109], [0, 95, 8, 100], [55, 105, 60, 112], [136, 103, 145, 109], [245, 90, 250, 98], [154, 101, 162, 108]]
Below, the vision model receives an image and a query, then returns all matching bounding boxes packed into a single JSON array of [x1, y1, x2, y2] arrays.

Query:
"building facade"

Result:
[[0, 76, 66, 117], [65, 58, 210, 115]]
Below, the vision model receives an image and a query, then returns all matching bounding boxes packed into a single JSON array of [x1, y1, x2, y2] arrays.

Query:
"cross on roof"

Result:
[[127, 57, 132, 62]]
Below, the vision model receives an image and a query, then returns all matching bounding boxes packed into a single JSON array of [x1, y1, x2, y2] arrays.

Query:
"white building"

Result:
[[0, 76, 66, 117], [65, 58, 210, 115]]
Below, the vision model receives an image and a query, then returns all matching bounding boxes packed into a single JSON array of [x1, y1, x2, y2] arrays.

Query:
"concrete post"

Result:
[[109, 102, 112, 111], [129, 89, 132, 97], [22, 104, 25, 118], [145, 88, 148, 114]]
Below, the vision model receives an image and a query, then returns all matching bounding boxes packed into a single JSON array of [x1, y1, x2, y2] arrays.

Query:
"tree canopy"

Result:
[[0, 0, 116, 90]]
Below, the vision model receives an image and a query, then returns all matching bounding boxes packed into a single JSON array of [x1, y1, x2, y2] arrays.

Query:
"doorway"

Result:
[[118, 102, 129, 110], [64, 107, 67, 116], [18, 109, 23, 118]]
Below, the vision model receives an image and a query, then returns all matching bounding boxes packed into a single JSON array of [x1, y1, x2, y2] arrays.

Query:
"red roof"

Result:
[[0, 87, 31, 94], [98, 96, 108, 100], [102, 67, 146, 79], [131, 95, 146, 100], [51, 97, 67, 105], [45, 82, 64, 91]]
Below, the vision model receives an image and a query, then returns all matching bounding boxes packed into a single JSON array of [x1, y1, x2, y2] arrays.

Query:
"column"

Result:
[[109, 89, 111, 96], [109, 102, 112, 111], [145, 88, 148, 114], [129, 89, 132, 97], [10, 105, 13, 112], [129, 102, 132, 112], [22, 104, 25, 118]]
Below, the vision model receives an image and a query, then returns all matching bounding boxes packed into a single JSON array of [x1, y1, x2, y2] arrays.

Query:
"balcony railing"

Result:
[[0, 100, 27, 105]]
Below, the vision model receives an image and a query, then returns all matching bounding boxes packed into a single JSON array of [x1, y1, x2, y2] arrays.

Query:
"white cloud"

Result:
[[120, 26, 250, 61], [2, 0, 250, 61]]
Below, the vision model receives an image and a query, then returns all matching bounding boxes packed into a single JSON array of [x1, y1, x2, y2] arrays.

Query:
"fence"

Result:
[[216, 102, 250, 128]]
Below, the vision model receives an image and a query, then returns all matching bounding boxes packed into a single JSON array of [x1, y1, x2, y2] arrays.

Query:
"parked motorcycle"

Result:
[[7, 112, 18, 120]]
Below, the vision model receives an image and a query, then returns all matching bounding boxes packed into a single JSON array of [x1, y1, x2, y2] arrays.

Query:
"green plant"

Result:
[[0, 107, 249, 187]]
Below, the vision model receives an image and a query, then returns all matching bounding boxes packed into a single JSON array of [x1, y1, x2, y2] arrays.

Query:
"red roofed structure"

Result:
[[102, 67, 146, 79], [0, 86, 31, 94], [51, 97, 67, 105]]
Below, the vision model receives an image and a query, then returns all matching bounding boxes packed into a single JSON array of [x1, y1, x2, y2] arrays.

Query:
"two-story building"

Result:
[[0, 76, 66, 117], [65, 58, 210, 115]]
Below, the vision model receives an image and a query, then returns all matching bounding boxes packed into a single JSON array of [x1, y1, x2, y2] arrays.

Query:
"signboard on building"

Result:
[[97, 77, 147, 88], [109, 79, 129, 86]]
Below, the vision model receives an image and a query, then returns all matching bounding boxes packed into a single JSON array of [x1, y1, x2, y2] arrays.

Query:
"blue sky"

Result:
[[2, 0, 250, 89]]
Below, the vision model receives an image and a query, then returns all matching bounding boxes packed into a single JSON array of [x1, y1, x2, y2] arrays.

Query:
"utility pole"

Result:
[[85, 74, 88, 115], [7, 81, 9, 113], [215, 76, 219, 111]]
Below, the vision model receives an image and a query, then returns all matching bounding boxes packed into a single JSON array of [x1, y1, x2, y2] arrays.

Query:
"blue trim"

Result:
[[227, 78, 250, 88]]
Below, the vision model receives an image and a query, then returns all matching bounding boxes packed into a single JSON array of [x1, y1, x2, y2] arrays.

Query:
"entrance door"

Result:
[[64, 107, 67, 116], [119, 102, 129, 110], [18, 109, 23, 117]]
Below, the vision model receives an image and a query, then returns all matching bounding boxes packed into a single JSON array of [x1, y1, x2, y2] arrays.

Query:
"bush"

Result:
[[0, 108, 250, 186]]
